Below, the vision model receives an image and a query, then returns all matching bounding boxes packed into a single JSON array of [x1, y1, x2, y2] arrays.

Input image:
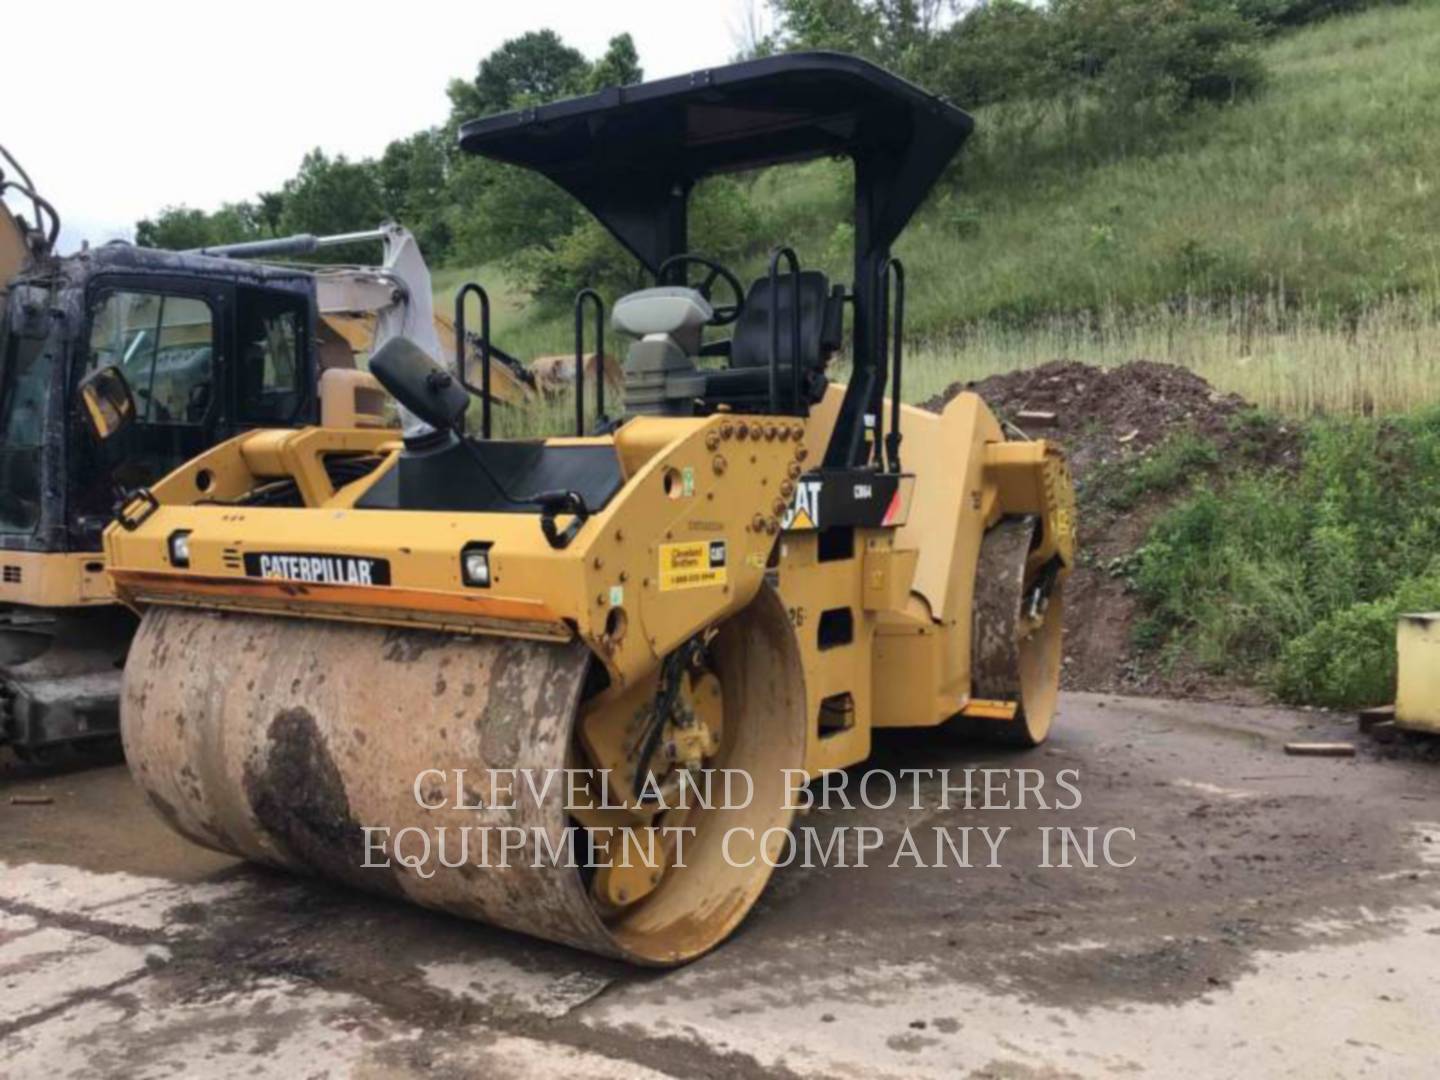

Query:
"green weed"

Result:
[[1086, 433, 1221, 512], [1130, 406, 1440, 705]]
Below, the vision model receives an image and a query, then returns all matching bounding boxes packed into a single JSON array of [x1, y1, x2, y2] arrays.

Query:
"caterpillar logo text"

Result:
[[783, 479, 823, 531], [242, 552, 392, 587]]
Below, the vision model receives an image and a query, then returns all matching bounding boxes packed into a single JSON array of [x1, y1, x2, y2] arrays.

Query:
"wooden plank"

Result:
[[1283, 741, 1356, 757], [1016, 410, 1058, 427]]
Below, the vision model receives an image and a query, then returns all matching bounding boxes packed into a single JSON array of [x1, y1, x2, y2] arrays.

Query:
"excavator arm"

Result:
[[194, 225, 536, 420], [1, 141, 59, 316]]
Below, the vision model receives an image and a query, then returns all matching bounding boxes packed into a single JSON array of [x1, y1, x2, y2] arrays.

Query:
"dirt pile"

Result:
[[924, 359, 1250, 476], [926, 360, 1292, 698]]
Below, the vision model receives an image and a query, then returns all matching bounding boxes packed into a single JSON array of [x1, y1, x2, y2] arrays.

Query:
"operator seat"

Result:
[[704, 271, 845, 413], [615, 275, 846, 417]]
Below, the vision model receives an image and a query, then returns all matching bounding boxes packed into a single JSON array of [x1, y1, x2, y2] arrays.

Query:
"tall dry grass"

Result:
[[476, 289, 1440, 428], [898, 291, 1440, 416]]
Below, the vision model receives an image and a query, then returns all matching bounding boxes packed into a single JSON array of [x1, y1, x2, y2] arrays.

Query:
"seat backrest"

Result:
[[612, 287, 713, 340], [730, 271, 842, 374]]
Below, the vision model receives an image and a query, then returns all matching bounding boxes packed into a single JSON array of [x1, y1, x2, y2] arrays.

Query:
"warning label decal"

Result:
[[659, 540, 728, 591]]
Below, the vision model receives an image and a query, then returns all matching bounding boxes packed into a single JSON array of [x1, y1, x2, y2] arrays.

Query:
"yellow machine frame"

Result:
[[0, 552, 113, 607], [99, 50, 1079, 965], [106, 385, 1073, 780]]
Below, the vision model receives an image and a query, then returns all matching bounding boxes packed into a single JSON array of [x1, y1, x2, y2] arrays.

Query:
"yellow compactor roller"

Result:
[[100, 54, 1076, 964]]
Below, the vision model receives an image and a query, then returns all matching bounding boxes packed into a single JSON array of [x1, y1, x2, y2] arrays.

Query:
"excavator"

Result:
[[0, 144, 527, 762], [100, 53, 1076, 963]]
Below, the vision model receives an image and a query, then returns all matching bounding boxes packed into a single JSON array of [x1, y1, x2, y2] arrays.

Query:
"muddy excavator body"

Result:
[[0, 160, 459, 760], [106, 53, 1077, 963]]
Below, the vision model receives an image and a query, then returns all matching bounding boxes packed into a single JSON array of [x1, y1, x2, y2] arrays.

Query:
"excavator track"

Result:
[[121, 586, 806, 966]]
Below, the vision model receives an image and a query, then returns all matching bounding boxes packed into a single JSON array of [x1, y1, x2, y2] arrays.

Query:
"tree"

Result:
[[135, 207, 218, 250], [1050, 0, 1264, 111], [933, 1, 1059, 107], [449, 29, 590, 126], [588, 33, 643, 91], [255, 191, 286, 235], [134, 28, 686, 288], [377, 129, 453, 259], [457, 163, 585, 267], [134, 202, 265, 250], [447, 30, 644, 272], [767, 0, 883, 58], [277, 149, 387, 261]]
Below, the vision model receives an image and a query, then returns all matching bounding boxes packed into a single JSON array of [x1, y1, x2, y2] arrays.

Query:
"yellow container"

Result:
[[1396, 613, 1440, 734]]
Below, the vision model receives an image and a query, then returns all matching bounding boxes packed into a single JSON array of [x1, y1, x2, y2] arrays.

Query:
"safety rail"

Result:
[[573, 288, 606, 436], [454, 282, 493, 438], [878, 257, 906, 473], [767, 247, 802, 415]]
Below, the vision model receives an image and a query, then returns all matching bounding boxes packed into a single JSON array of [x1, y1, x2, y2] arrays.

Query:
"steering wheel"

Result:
[[657, 254, 745, 327]]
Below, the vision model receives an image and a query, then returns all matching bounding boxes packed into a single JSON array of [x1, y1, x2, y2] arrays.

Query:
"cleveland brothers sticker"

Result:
[[658, 540, 727, 591]]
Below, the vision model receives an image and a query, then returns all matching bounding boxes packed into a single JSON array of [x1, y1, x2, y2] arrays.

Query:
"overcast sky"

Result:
[[2, 0, 770, 251]]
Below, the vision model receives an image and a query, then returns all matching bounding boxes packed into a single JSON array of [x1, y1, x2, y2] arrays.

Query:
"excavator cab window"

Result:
[[235, 287, 306, 424], [88, 290, 215, 426], [70, 286, 221, 544], [0, 330, 48, 534]]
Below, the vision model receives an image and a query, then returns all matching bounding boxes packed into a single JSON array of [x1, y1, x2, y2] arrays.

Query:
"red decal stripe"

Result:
[[881, 488, 902, 526]]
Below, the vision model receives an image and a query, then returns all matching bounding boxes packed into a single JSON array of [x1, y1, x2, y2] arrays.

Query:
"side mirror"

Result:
[[187, 381, 212, 422], [78, 365, 137, 443], [368, 336, 469, 432]]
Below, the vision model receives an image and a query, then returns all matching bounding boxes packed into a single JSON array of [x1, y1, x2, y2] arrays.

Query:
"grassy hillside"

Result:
[[904, 0, 1440, 327], [453, 1, 1440, 418]]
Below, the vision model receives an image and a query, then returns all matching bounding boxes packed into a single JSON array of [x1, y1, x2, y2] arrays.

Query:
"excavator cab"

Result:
[[0, 244, 332, 760], [0, 196, 428, 760], [6, 131, 530, 763], [68, 269, 318, 534]]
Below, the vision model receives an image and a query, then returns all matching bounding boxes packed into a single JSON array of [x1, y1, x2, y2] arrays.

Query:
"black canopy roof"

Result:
[[458, 51, 974, 273]]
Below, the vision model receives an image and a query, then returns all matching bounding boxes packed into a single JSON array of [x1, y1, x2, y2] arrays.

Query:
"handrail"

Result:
[[574, 288, 606, 436], [767, 247, 802, 415], [454, 282, 492, 438], [879, 258, 905, 473]]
